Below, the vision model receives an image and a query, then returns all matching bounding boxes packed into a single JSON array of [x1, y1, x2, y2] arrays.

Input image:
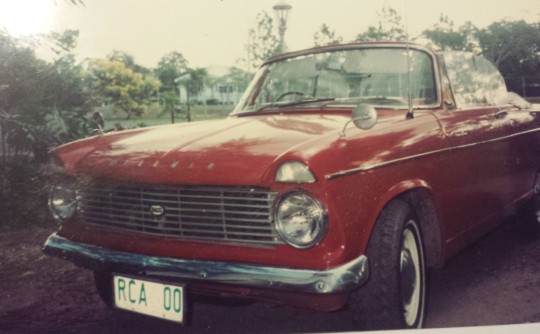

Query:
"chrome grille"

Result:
[[77, 182, 281, 245]]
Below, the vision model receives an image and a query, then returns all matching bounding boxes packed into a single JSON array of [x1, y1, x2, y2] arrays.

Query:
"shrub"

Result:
[[0, 157, 51, 231]]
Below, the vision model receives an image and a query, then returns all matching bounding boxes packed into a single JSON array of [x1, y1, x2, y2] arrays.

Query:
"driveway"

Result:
[[1, 214, 539, 333]]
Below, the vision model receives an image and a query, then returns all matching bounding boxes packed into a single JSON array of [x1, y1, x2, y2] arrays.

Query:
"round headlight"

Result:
[[49, 178, 79, 220], [275, 192, 327, 249]]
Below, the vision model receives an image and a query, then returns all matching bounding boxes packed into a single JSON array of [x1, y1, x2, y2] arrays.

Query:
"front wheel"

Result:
[[350, 199, 426, 330]]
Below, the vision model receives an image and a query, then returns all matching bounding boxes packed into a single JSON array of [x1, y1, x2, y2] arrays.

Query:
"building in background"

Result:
[[177, 66, 250, 106]]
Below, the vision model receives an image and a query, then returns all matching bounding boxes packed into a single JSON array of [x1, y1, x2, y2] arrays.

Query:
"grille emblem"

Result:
[[150, 204, 165, 216]]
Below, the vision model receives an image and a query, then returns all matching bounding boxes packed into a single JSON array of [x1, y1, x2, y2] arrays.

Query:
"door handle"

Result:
[[452, 130, 469, 137], [495, 110, 508, 119]]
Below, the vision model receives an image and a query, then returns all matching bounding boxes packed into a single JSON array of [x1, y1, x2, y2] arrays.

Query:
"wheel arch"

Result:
[[376, 180, 445, 268]]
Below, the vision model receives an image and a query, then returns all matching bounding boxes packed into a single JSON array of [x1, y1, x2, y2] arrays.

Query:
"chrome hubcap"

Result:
[[400, 222, 422, 327]]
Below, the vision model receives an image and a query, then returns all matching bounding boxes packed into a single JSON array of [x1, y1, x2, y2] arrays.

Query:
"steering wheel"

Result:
[[276, 91, 310, 101]]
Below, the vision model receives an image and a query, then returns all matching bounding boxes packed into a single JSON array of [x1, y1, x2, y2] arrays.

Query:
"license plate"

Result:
[[113, 275, 185, 323]]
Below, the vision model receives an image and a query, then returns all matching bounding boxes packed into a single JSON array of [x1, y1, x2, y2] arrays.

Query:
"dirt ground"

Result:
[[1, 215, 539, 334]]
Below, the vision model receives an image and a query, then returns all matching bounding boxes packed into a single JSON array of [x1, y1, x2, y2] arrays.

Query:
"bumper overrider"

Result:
[[43, 233, 369, 295]]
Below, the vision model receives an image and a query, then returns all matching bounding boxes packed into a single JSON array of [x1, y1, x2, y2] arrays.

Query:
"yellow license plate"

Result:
[[113, 275, 185, 323]]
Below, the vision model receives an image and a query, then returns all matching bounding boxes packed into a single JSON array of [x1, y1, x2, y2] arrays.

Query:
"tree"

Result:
[[313, 24, 343, 47], [176, 68, 208, 122], [477, 20, 540, 67], [0, 31, 90, 229], [108, 50, 149, 75], [48, 29, 79, 54], [243, 11, 280, 72], [423, 16, 478, 51], [184, 68, 208, 100], [222, 67, 251, 90], [0, 30, 91, 162], [356, 6, 407, 42], [155, 51, 188, 92], [154, 51, 187, 91], [154, 52, 188, 123], [47, 30, 90, 114], [36, 30, 93, 158], [476, 20, 540, 94], [0, 28, 91, 228], [84, 59, 160, 119], [158, 90, 180, 124]]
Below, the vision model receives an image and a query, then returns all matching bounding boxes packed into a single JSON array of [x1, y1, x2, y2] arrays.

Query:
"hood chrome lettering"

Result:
[[105, 159, 216, 171]]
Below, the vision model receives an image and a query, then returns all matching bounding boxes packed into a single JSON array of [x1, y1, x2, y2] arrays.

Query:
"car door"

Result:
[[435, 107, 512, 243], [498, 102, 540, 204], [435, 52, 516, 246]]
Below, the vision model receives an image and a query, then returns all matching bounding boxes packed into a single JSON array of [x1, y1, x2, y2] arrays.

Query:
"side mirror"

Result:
[[351, 103, 378, 130], [340, 103, 378, 137]]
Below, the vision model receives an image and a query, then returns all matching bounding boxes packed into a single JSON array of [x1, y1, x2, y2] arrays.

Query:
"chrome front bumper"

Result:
[[43, 233, 369, 294]]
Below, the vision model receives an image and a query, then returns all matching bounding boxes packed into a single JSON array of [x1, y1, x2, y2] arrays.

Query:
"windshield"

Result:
[[233, 47, 438, 114]]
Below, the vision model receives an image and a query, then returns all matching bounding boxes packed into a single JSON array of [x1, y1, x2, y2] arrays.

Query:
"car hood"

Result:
[[53, 109, 411, 185], [55, 114, 351, 185]]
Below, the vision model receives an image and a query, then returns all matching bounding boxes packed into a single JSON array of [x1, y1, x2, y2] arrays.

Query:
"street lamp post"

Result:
[[273, 1, 292, 54]]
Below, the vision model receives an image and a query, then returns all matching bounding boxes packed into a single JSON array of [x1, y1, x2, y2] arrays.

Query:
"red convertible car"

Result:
[[43, 42, 540, 330]]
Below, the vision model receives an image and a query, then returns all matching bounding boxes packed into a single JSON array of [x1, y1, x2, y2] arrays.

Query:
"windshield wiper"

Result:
[[356, 96, 408, 105], [253, 97, 336, 113], [234, 97, 337, 116]]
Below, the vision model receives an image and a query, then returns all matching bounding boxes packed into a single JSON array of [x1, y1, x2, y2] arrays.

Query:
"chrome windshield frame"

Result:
[[231, 43, 442, 115]]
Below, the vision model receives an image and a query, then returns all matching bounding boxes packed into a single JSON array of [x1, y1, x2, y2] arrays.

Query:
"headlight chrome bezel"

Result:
[[48, 177, 79, 221], [274, 191, 328, 249]]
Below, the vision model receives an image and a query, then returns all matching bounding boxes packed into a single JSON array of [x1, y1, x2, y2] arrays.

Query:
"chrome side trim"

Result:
[[325, 126, 540, 180], [325, 147, 450, 180], [43, 233, 369, 294]]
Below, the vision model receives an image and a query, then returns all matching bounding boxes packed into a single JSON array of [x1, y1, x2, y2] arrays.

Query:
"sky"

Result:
[[0, 0, 539, 69]]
